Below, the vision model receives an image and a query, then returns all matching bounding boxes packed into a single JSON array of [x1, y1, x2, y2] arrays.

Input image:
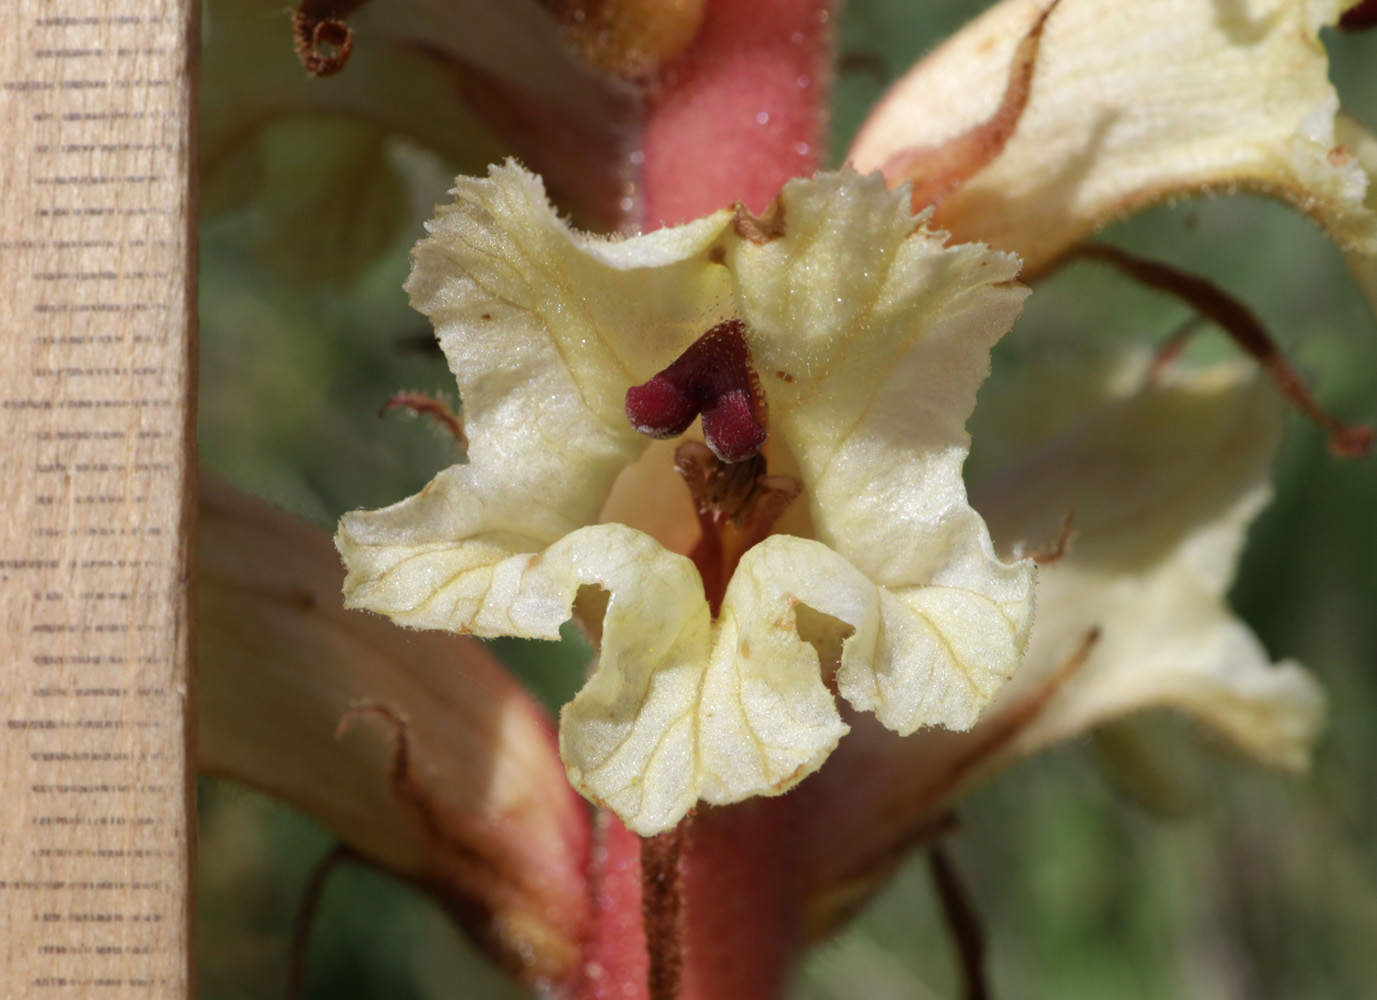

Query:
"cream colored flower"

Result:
[[850, 0, 1377, 294], [970, 348, 1324, 771], [336, 164, 1036, 835], [798, 349, 1329, 934], [825, 0, 1371, 805]]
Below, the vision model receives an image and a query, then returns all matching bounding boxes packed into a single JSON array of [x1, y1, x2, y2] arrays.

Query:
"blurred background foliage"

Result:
[[196, 0, 1377, 997]]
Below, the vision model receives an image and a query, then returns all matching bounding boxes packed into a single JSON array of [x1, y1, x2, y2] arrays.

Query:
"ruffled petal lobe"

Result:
[[339, 165, 1036, 834], [850, 0, 1377, 282]]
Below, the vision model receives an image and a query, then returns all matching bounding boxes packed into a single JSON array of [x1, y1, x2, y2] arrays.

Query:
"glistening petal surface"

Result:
[[339, 165, 1035, 834], [725, 173, 1036, 732], [850, 0, 1377, 283]]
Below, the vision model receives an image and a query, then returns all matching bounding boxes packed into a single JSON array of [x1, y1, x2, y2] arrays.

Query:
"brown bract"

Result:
[[292, 0, 372, 75], [1070, 244, 1375, 458], [198, 479, 591, 988], [543, 0, 707, 79], [880, 0, 1060, 212]]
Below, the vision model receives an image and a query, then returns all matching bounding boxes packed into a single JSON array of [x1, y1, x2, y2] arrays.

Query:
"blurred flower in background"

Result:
[[196, 0, 1377, 998]]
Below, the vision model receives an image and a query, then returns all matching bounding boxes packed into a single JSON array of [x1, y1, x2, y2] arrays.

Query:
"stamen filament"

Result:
[[675, 442, 801, 613], [641, 819, 688, 1000]]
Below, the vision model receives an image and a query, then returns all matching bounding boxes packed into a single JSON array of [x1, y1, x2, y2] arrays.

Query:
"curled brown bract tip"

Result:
[[881, 0, 1061, 212], [379, 391, 469, 449], [293, 0, 372, 76], [1031, 509, 1075, 564], [731, 197, 788, 244], [1073, 243, 1374, 460], [543, 0, 706, 79]]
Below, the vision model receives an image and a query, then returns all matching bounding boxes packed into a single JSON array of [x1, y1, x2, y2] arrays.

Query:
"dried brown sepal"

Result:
[[379, 391, 469, 449], [731, 197, 788, 244], [880, 0, 1061, 212], [929, 844, 990, 1000], [1030, 509, 1075, 564], [332, 703, 575, 984], [674, 441, 801, 612], [292, 0, 371, 76], [1339, 0, 1377, 30], [287, 843, 361, 1000], [543, 0, 706, 79], [1073, 243, 1374, 458], [641, 817, 689, 1000]]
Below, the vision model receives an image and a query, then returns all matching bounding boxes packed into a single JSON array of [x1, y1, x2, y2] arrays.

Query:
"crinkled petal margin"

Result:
[[339, 166, 1036, 834], [850, 0, 1377, 283]]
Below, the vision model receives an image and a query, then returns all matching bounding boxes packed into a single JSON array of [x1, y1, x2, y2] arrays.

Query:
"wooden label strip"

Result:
[[0, 1, 196, 996]]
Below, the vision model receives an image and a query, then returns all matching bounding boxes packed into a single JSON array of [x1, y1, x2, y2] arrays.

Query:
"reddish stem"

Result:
[[679, 799, 801, 999], [642, 824, 688, 999], [575, 801, 803, 1000], [576, 816, 650, 999], [638, 0, 835, 226], [574, 2, 833, 997]]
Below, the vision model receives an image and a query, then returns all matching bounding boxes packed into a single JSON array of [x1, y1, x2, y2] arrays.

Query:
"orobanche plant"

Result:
[[199, 0, 1377, 997]]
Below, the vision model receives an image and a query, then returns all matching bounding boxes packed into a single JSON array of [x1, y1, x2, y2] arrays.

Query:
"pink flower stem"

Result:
[[573, 803, 805, 1000], [572, 5, 834, 996], [638, 0, 835, 225]]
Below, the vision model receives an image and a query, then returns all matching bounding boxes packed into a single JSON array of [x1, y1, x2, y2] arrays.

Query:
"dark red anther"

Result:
[[1340, 0, 1377, 30], [625, 319, 768, 462]]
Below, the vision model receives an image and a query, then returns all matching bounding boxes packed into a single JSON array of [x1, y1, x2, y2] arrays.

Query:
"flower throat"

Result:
[[625, 320, 799, 611]]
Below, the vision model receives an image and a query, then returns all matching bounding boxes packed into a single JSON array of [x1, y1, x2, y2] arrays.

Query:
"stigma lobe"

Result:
[[625, 319, 768, 462]]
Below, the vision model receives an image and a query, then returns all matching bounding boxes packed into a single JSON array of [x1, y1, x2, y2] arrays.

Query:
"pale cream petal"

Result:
[[695, 537, 866, 804], [972, 350, 1325, 769], [341, 168, 1044, 833], [798, 351, 1326, 937], [544, 526, 714, 835], [725, 172, 1038, 731], [339, 163, 734, 627], [850, 0, 1377, 280]]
